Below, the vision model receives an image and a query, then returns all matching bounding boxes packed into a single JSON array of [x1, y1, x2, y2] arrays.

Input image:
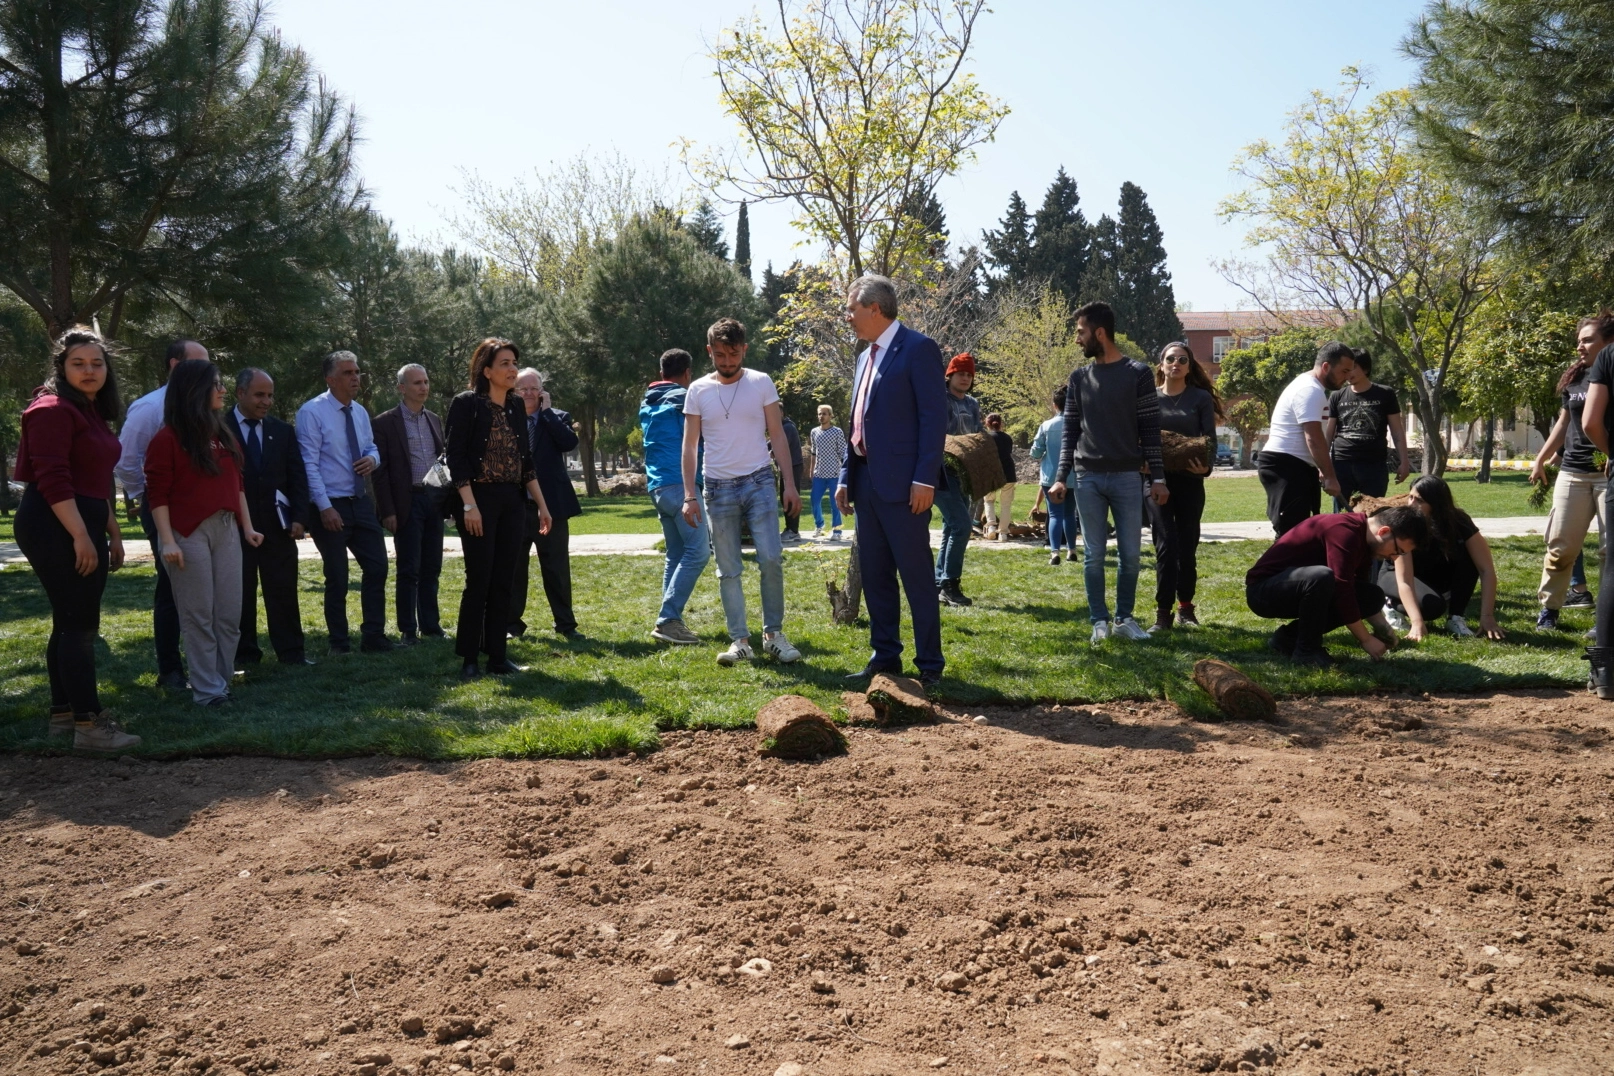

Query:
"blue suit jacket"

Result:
[[839, 323, 949, 503]]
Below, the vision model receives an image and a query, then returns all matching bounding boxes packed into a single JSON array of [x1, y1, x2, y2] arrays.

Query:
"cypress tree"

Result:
[[981, 191, 1034, 290], [734, 201, 753, 281], [1027, 167, 1090, 308], [1114, 182, 1183, 356]]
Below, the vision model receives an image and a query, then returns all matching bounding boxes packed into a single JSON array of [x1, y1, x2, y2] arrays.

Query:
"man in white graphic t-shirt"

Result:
[[1257, 341, 1357, 537], [681, 317, 803, 667]]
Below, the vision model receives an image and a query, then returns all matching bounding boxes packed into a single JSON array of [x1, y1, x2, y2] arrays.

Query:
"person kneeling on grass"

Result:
[[1377, 475, 1505, 642], [1245, 505, 1429, 666]]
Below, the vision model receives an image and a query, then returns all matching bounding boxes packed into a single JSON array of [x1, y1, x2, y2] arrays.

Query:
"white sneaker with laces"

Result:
[[1384, 605, 1409, 632], [1448, 615, 1474, 638], [812, 528, 824, 539], [763, 633, 801, 663], [1112, 617, 1150, 641], [1090, 620, 1112, 646], [716, 641, 755, 666]]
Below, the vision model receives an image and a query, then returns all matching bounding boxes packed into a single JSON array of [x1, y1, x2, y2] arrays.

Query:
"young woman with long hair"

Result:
[[445, 337, 552, 680], [1528, 310, 1614, 631], [14, 326, 138, 750], [145, 359, 264, 706], [1147, 341, 1223, 631], [1380, 475, 1505, 641]]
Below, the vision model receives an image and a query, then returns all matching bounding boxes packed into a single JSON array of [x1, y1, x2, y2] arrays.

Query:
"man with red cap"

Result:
[[935, 352, 983, 607]]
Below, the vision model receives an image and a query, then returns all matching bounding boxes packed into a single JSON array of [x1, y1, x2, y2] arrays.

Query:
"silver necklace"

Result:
[[718, 375, 743, 420]]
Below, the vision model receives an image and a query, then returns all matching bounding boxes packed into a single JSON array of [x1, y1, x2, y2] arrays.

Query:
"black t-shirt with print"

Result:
[[1586, 343, 1614, 459], [1560, 372, 1596, 474], [1328, 383, 1401, 463]]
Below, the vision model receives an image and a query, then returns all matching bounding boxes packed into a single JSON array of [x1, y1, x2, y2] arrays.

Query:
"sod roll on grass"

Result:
[[1193, 658, 1278, 722]]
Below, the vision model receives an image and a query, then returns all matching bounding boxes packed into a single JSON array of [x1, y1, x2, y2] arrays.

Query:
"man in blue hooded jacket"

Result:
[[640, 348, 709, 644]]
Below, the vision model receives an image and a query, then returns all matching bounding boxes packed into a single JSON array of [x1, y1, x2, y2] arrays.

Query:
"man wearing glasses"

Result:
[[1244, 504, 1430, 666]]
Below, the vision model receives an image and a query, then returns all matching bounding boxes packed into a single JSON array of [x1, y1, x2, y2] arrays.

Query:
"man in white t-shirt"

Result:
[[1257, 342, 1357, 537], [681, 317, 803, 666]]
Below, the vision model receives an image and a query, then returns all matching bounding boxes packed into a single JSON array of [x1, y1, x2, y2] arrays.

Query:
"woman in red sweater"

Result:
[[14, 326, 138, 751], [145, 359, 263, 706]]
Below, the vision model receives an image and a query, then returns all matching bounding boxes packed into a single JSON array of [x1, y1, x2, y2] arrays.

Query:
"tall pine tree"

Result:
[[1027, 167, 1090, 308], [1077, 215, 1122, 313], [1113, 182, 1183, 356], [981, 190, 1033, 291], [734, 201, 752, 281], [686, 200, 729, 259]]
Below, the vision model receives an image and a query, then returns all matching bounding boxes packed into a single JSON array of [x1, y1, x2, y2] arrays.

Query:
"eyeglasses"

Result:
[[1162, 356, 1189, 365]]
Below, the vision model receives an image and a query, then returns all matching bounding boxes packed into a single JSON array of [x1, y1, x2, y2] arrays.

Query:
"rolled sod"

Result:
[[944, 432, 1006, 499], [1160, 430, 1215, 473], [866, 674, 935, 725], [1192, 658, 1278, 723], [840, 691, 882, 726], [756, 696, 847, 759]]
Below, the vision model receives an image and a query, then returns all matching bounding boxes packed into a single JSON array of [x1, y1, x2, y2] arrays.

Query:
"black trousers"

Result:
[[1333, 457, 1389, 511], [236, 527, 305, 664], [511, 506, 574, 635], [779, 472, 800, 533], [394, 487, 446, 635], [1600, 476, 1614, 646], [1383, 548, 1480, 621], [308, 494, 389, 647], [1246, 565, 1384, 648], [16, 487, 109, 714], [138, 500, 185, 677], [456, 482, 524, 663], [1147, 471, 1205, 610], [1257, 451, 1321, 537]]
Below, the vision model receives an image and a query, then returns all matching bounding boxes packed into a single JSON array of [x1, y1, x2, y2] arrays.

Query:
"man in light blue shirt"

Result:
[[115, 337, 207, 691], [295, 351, 392, 654]]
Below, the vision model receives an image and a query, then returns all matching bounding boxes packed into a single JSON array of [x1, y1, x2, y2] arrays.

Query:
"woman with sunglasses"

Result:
[[1148, 342, 1223, 631]]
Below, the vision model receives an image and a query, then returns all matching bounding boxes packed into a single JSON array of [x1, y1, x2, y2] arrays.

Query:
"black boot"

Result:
[[1585, 647, 1614, 699], [943, 580, 974, 607]]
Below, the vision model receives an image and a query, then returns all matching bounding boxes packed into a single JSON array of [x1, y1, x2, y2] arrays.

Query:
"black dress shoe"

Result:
[[460, 662, 481, 681], [360, 635, 395, 653], [399, 632, 420, 647], [279, 655, 316, 667], [486, 661, 528, 675], [845, 662, 902, 682], [421, 628, 447, 638], [507, 623, 528, 638], [558, 628, 583, 640], [918, 670, 943, 689], [328, 642, 352, 655], [157, 670, 189, 691]]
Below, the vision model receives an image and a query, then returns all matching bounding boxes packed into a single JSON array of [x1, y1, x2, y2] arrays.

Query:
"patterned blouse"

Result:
[[477, 408, 523, 484], [810, 424, 848, 478]]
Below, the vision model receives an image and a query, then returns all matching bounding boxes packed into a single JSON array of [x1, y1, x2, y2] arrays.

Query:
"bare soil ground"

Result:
[[3, 691, 1613, 1076]]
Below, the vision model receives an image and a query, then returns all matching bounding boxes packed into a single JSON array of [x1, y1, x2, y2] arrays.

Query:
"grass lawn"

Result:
[[0, 531, 1587, 758]]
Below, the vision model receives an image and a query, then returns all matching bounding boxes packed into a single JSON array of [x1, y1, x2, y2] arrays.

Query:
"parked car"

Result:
[[1215, 445, 1235, 467]]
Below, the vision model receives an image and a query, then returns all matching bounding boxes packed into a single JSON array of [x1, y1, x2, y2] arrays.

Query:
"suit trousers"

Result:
[[394, 487, 446, 635], [237, 526, 305, 664], [455, 482, 524, 663], [852, 463, 944, 675], [511, 507, 574, 634], [138, 501, 185, 677], [308, 494, 389, 647]]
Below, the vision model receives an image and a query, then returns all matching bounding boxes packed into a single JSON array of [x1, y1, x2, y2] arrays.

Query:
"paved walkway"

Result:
[[0, 516, 1569, 567]]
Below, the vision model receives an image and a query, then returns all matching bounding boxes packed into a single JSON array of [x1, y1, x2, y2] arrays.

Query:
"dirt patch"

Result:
[[2, 690, 1612, 1075]]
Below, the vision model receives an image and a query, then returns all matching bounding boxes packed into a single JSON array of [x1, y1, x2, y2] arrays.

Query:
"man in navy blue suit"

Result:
[[836, 275, 948, 687]]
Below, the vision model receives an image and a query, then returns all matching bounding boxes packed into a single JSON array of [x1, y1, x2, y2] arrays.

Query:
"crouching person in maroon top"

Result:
[[144, 360, 264, 706], [14, 327, 138, 751], [1245, 506, 1429, 666]]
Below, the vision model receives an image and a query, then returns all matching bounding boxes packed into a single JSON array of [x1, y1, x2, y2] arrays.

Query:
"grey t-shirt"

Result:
[[1056, 359, 1164, 482]]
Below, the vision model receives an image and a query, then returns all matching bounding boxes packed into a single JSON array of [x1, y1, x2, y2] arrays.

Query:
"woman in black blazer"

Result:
[[445, 338, 551, 679]]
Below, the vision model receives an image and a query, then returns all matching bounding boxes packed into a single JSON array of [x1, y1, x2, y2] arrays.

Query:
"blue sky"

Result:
[[267, 0, 1425, 310]]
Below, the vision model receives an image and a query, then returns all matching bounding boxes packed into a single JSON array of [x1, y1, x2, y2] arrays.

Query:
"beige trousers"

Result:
[[1538, 469, 1605, 610], [983, 484, 1016, 537]]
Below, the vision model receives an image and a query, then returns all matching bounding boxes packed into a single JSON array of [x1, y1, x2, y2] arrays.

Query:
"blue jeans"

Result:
[[652, 484, 711, 626], [810, 476, 842, 529], [1073, 471, 1144, 623], [705, 467, 786, 640], [1042, 484, 1077, 553], [934, 481, 972, 584]]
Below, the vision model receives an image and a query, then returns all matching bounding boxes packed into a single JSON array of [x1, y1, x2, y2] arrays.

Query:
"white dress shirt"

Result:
[[114, 384, 167, 499]]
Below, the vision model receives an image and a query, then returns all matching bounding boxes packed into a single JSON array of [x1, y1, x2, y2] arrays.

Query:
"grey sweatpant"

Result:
[[168, 510, 243, 704]]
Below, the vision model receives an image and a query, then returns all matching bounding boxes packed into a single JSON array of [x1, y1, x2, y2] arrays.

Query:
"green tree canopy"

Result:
[[1215, 327, 1331, 413], [1113, 181, 1184, 356]]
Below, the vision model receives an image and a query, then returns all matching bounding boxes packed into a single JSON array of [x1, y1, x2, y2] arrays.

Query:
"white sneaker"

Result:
[[1112, 617, 1150, 641], [1384, 605, 1409, 632], [812, 528, 824, 539], [1090, 620, 1111, 646], [717, 641, 755, 666], [831, 529, 843, 540], [1448, 615, 1474, 638], [763, 633, 801, 663]]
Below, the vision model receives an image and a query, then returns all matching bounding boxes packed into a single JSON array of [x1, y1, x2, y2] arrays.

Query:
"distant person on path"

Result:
[[1379, 475, 1505, 641], [808, 405, 846, 539], [935, 352, 982, 606], [1031, 386, 1077, 565], [1148, 341, 1222, 632], [510, 367, 582, 639], [115, 337, 205, 692], [1569, 330, 1614, 696], [1245, 505, 1427, 666], [445, 339, 552, 680], [1257, 342, 1356, 536], [681, 318, 801, 667], [836, 275, 948, 687], [373, 363, 447, 646], [982, 412, 1017, 540], [225, 368, 311, 668], [640, 349, 710, 646], [1325, 348, 1410, 509], [1530, 311, 1614, 632], [779, 413, 805, 544], [15, 326, 138, 750], [1047, 301, 1166, 646], [296, 351, 392, 655], [145, 359, 263, 706]]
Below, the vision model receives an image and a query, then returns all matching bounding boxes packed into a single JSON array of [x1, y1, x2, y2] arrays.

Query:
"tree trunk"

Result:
[[1414, 393, 1448, 477], [828, 538, 863, 624], [577, 406, 601, 496], [1476, 415, 1496, 483], [0, 435, 11, 517]]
